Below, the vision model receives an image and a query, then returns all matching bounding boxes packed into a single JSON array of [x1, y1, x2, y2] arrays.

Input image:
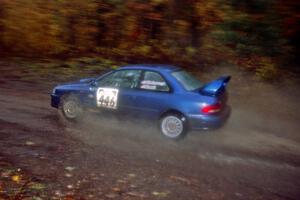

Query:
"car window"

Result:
[[140, 71, 170, 92], [97, 70, 142, 89], [172, 70, 202, 91]]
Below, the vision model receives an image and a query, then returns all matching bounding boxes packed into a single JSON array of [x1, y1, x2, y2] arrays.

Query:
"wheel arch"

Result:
[[159, 109, 189, 128], [59, 92, 82, 107], [160, 109, 184, 118]]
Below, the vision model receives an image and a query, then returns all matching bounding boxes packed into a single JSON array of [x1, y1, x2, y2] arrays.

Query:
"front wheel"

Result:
[[160, 114, 187, 139], [61, 95, 83, 120]]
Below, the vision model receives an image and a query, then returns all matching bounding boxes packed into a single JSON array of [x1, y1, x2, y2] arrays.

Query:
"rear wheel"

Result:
[[160, 114, 187, 139], [61, 95, 83, 120]]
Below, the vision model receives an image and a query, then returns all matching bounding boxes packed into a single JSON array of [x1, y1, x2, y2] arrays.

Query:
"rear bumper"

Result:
[[51, 94, 60, 108], [187, 106, 231, 130]]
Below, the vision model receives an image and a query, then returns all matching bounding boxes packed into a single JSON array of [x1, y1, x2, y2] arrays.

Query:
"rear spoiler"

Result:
[[200, 75, 231, 96]]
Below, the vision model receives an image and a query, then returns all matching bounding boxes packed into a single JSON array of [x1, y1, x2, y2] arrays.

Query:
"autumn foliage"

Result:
[[0, 0, 298, 77]]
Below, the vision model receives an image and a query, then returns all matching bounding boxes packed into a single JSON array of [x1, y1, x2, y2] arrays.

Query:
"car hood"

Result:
[[62, 77, 96, 86], [54, 77, 96, 90]]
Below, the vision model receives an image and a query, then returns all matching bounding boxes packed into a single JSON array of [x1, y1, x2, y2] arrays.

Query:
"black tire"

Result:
[[60, 95, 83, 121], [160, 113, 187, 140]]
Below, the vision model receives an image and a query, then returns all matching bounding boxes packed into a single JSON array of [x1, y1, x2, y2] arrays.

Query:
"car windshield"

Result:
[[172, 70, 202, 91]]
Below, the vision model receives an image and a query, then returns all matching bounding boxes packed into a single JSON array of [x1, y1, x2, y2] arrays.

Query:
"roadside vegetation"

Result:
[[0, 57, 124, 83], [0, 0, 299, 80]]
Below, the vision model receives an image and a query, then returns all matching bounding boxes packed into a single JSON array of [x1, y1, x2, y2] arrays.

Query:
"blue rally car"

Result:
[[51, 64, 231, 139]]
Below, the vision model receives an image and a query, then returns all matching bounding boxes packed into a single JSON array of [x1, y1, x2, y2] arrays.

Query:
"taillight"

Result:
[[201, 103, 221, 114]]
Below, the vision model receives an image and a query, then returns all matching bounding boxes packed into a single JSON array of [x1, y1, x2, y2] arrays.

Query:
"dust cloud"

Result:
[[61, 65, 300, 167]]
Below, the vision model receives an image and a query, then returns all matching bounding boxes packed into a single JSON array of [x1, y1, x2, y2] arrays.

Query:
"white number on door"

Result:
[[96, 88, 119, 109]]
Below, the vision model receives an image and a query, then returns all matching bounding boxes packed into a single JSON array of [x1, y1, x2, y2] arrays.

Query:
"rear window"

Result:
[[172, 70, 202, 91]]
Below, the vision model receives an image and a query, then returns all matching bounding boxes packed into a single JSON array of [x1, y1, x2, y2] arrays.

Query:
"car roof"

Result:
[[119, 64, 181, 72]]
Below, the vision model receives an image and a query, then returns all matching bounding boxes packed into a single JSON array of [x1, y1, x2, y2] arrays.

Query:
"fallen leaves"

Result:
[[0, 164, 48, 200], [66, 184, 74, 189], [169, 175, 192, 185], [100, 173, 154, 199], [64, 195, 76, 200], [126, 191, 147, 198], [128, 173, 136, 178], [65, 173, 73, 178], [27, 197, 43, 200], [25, 141, 35, 146], [116, 179, 127, 184], [11, 175, 22, 183], [152, 191, 169, 197], [28, 182, 46, 190], [105, 193, 118, 199], [111, 187, 121, 193], [1, 163, 178, 199], [1, 169, 13, 178], [64, 166, 75, 179], [65, 166, 75, 172], [54, 190, 63, 197]]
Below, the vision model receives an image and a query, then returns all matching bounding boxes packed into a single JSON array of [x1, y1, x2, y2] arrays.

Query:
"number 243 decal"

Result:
[[96, 88, 119, 109]]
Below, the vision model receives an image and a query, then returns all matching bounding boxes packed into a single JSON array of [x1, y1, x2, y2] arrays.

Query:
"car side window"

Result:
[[97, 70, 142, 89], [140, 71, 170, 92]]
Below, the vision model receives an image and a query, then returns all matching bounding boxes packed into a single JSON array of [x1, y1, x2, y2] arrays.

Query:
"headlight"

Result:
[[52, 88, 56, 94]]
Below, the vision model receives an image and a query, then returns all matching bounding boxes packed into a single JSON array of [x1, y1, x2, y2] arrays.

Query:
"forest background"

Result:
[[0, 0, 299, 79]]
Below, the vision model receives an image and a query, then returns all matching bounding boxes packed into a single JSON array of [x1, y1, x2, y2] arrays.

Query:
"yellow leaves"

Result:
[[2, 0, 67, 55], [1, 165, 49, 200], [11, 175, 21, 183], [2, 0, 98, 55], [196, 0, 226, 28], [0, 0, 288, 72], [110, 65, 118, 70]]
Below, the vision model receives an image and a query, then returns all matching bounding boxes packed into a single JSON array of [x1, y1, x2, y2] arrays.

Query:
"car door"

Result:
[[94, 69, 142, 116], [132, 70, 172, 120]]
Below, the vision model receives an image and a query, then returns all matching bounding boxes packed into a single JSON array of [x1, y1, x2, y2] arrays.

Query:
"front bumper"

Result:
[[50, 94, 60, 108], [187, 105, 231, 130]]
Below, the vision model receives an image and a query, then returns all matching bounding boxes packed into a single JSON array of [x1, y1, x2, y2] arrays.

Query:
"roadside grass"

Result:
[[2, 57, 126, 84], [1, 57, 298, 87]]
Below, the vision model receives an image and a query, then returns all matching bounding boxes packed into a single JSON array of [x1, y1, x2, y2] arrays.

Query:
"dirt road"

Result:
[[0, 64, 300, 199]]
